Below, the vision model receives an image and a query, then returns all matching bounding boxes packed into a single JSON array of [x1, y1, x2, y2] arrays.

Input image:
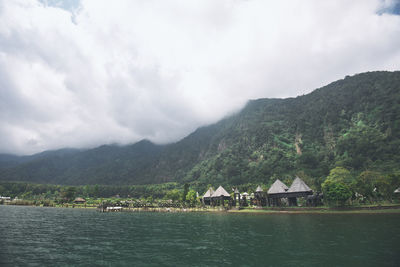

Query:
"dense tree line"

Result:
[[1, 168, 399, 207], [0, 182, 179, 200]]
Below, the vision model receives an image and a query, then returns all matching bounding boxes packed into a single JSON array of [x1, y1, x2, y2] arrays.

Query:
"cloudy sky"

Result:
[[0, 0, 400, 155]]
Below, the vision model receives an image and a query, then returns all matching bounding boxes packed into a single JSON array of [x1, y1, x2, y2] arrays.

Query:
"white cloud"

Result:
[[0, 0, 399, 155]]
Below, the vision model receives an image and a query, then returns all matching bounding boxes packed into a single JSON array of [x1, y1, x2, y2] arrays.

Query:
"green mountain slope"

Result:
[[1, 71, 400, 186], [183, 71, 400, 187]]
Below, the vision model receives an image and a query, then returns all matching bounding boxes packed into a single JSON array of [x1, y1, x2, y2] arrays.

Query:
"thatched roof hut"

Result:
[[74, 197, 86, 203], [209, 186, 231, 206], [267, 179, 289, 206], [286, 177, 313, 206], [267, 179, 289, 197], [287, 177, 313, 197], [254, 185, 266, 202], [212, 186, 231, 198], [203, 187, 215, 199]]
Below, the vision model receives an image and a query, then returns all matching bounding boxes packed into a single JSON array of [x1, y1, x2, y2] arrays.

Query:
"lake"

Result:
[[0, 205, 399, 266]]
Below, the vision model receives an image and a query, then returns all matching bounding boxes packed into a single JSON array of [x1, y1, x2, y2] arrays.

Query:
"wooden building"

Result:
[[267, 179, 289, 206], [286, 177, 313, 206], [211, 186, 231, 206], [202, 187, 214, 205], [254, 185, 267, 206]]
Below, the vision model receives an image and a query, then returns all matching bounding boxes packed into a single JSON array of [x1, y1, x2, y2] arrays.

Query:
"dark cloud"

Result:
[[378, 0, 400, 15]]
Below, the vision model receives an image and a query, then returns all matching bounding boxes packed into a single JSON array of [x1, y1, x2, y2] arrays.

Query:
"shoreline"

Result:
[[2, 203, 400, 214], [228, 207, 400, 215]]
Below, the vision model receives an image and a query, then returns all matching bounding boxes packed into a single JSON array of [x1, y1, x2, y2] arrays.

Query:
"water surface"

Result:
[[0, 205, 399, 266]]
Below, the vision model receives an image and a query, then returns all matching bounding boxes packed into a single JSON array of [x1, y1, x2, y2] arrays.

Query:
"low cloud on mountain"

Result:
[[0, 0, 399, 154]]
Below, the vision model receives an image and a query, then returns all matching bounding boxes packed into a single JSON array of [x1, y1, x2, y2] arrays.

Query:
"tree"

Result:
[[185, 190, 197, 206], [60, 186, 76, 202], [82, 185, 90, 198], [356, 171, 382, 202], [93, 184, 100, 198], [165, 189, 182, 202], [21, 191, 33, 200], [146, 196, 154, 204], [336, 122, 386, 169], [322, 167, 354, 206], [322, 180, 352, 206], [376, 173, 400, 201], [182, 183, 189, 202], [326, 167, 353, 185]]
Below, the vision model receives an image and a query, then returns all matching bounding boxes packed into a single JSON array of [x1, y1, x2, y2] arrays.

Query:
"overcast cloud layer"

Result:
[[0, 0, 400, 155]]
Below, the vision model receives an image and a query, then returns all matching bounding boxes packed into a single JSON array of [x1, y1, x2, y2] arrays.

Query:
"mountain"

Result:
[[1, 71, 400, 187], [0, 149, 81, 168]]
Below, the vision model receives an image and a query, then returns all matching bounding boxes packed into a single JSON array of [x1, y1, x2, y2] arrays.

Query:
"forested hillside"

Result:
[[1, 71, 400, 190]]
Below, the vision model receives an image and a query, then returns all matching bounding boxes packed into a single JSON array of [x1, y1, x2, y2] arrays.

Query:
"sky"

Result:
[[0, 0, 400, 155]]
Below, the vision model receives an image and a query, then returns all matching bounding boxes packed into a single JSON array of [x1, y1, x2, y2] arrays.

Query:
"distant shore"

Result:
[[3, 202, 400, 214]]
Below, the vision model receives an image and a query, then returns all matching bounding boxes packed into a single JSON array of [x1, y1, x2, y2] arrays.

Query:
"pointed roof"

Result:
[[267, 179, 289, 194], [203, 187, 214, 198], [394, 187, 400, 194], [256, 185, 263, 192], [212, 186, 231, 197], [234, 188, 240, 194], [74, 197, 86, 202], [288, 177, 312, 193]]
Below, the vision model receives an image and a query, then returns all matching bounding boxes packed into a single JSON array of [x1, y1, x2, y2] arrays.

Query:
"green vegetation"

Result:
[[0, 181, 179, 200], [322, 180, 352, 206], [1, 71, 400, 207]]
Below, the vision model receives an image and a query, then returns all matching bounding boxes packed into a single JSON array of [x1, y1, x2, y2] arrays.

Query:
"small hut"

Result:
[[255, 186, 263, 198], [254, 185, 267, 206], [74, 197, 86, 204], [202, 187, 214, 205], [267, 179, 289, 206], [287, 177, 313, 206], [211, 186, 231, 206]]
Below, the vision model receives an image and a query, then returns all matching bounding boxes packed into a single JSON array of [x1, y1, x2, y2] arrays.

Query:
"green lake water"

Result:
[[0, 205, 399, 266]]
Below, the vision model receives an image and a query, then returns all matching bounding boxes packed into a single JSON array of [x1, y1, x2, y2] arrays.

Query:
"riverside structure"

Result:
[[202, 177, 316, 208]]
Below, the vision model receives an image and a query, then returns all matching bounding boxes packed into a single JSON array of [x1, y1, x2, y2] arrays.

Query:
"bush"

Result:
[[322, 180, 352, 206]]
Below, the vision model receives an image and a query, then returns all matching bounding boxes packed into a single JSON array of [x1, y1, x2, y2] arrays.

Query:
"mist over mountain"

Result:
[[2, 0, 400, 155], [1, 71, 400, 187]]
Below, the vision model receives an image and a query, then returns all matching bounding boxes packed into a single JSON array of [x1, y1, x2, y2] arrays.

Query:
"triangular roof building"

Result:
[[288, 177, 312, 193], [203, 187, 214, 199], [211, 186, 231, 198], [267, 179, 289, 195]]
